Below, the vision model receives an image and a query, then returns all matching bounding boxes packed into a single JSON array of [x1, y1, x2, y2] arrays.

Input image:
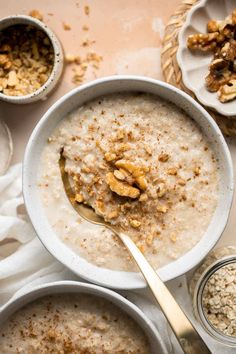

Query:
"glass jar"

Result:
[[189, 246, 236, 347]]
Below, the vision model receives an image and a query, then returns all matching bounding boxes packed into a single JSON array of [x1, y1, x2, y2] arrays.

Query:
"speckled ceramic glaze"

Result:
[[0, 15, 64, 104], [0, 281, 168, 354], [177, 0, 236, 116], [23, 76, 233, 290]]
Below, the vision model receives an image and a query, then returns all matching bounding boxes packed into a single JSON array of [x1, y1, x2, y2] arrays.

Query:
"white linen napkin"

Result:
[[0, 164, 233, 354]]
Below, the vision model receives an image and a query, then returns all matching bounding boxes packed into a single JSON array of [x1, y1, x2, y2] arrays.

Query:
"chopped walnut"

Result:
[[139, 193, 148, 202], [63, 22, 71, 31], [194, 166, 201, 176], [218, 79, 236, 102], [75, 193, 84, 203], [96, 200, 105, 213], [156, 182, 167, 197], [107, 210, 119, 219], [156, 205, 168, 213], [66, 50, 103, 86], [106, 172, 140, 199], [146, 234, 154, 246], [221, 40, 236, 61], [207, 20, 219, 33], [7, 70, 18, 87], [158, 153, 169, 162], [29, 9, 44, 21], [177, 178, 186, 186], [104, 152, 117, 162], [0, 24, 54, 96], [167, 167, 178, 176], [137, 243, 145, 253], [116, 129, 125, 140], [129, 219, 141, 228], [84, 5, 90, 15]]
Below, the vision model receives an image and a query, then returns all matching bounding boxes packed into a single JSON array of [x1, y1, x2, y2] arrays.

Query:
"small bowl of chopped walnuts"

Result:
[[0, 15, 64, 104], [177, 0, 236, 116]]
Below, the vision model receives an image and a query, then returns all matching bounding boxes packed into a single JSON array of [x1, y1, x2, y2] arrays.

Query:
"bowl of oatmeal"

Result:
[[0, 15, 64, 103], [23, 76, 233, 289], [0, 281, 167, 353]]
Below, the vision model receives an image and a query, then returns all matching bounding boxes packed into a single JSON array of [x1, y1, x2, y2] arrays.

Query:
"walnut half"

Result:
[[106, 172, 140, 199], [115, 160, 148, 190], [218, 79, 236, 102]]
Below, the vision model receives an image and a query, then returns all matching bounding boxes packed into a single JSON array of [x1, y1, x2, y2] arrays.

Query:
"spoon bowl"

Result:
[[59, 150, 212, 354]]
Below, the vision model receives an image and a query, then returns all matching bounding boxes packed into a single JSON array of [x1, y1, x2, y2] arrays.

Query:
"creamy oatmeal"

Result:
[[0, 293, 151, 353], [39, 93, 219, 271]]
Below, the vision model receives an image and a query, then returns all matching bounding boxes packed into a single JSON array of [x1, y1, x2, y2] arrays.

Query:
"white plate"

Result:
[[177, 0, 236, 116], [23, 76, 233, 290]]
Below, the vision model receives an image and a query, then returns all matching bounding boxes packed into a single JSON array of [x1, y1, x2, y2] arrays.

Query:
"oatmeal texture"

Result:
[[0, 294, 151, 354], [202, 263, 236, 337], [39, 93, 219, 271]]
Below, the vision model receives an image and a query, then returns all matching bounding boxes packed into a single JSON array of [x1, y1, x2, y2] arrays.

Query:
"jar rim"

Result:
[[193, 255, 236, 347]]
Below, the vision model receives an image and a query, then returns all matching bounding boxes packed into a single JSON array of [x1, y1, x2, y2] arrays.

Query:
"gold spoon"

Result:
[[59, 152, 211, 354]]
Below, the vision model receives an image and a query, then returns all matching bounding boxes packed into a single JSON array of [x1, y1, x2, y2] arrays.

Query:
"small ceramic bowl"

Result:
[[177, 0, 236, 116], [23, 76, 234, 290], [0, 15, 64, 104], [0, 281, 168, 354]]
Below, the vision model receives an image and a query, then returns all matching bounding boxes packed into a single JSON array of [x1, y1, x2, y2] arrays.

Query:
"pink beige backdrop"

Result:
[[0, 0, 235, 251]]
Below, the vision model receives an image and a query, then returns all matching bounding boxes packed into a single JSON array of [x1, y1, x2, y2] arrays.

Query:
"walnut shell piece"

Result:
[[106, 172, 140, 199]]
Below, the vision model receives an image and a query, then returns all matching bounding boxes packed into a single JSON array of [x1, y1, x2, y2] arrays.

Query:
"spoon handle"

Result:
[[118, 232, 211, 354]]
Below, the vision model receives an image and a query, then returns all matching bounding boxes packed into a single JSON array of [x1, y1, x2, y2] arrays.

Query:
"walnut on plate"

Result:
[[205, 58, 234, 92], [218, 79, 236, 102], [187, 9, 236, 102], [187, 32, 220, 51]]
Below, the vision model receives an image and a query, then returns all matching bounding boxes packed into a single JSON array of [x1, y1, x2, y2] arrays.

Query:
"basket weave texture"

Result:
[[161, 0, 236, 136]]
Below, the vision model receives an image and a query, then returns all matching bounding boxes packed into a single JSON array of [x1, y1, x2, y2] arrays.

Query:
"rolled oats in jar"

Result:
[[189, 246, 236, 347]]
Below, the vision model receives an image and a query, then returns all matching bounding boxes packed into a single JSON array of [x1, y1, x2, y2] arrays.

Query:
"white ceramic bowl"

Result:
[[0, 280, 167, 354], [177, 0, 236, 116], [23, 76, 234, 290], [0, 15, 64, 104]]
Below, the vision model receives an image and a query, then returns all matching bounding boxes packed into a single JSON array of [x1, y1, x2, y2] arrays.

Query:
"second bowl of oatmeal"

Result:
[[0, 281, 167, 353], [23, 76, 233, 289]]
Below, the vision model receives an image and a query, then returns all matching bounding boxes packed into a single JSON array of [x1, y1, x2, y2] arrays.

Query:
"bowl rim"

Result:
[[176, 0, 236, 117], [0, 280, 168, 354], [0, 15, 64, 104], [23, 75, 234, 290]]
